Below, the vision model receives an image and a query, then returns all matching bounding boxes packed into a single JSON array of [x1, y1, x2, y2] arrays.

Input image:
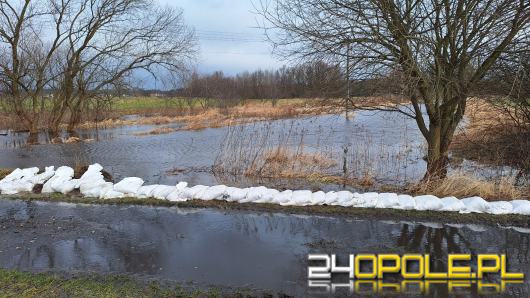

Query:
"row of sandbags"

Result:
[[1, 164, 529, 216]]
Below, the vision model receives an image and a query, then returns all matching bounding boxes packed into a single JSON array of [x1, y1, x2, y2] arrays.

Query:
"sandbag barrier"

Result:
[[1, 164, 529, 216]]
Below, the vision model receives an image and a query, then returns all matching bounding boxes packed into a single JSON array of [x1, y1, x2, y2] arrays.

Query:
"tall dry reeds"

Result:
[[212, 118, 424, 189], [411, 172, 526, 200], [212, 111, 527, 199]]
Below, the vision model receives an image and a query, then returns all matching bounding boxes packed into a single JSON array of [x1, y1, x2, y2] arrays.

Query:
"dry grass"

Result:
[[244, 147, 338, 179], [134, 126, 179, 136], [78, 98, 341, 134], [412, 172, 527, 200], [452, 99, 530, 173], [213, 121, 402, 190], [0, 168, 13, 180]]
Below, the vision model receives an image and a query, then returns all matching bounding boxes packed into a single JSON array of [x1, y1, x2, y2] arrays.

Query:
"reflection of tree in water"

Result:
[[397, 224, 475, 257], [396, 224, 530, 296], [502, 230, 529, 265]]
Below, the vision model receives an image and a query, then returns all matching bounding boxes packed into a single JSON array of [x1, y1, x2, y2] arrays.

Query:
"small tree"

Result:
[[257, 0, 530, 180]]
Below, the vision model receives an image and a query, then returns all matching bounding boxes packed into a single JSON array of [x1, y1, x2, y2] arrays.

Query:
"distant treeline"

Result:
[[180, 62, 347, 100]]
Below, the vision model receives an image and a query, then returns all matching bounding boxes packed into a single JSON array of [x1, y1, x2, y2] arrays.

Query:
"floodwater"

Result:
[[0, 199, 528, 296], [0, 110, 517, 191]]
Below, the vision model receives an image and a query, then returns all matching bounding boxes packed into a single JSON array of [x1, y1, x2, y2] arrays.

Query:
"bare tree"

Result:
[[0, 0, 64, 142], [257, 0, 530, 180], [0, 0, 196, 140]]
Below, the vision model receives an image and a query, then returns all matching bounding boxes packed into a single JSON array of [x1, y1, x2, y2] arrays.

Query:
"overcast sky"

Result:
[[159, 0, 284, 75]]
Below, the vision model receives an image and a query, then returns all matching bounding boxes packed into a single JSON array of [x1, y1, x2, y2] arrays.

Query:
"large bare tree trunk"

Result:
[[424, 126, 450, 181], [27, 120, 40, 144]]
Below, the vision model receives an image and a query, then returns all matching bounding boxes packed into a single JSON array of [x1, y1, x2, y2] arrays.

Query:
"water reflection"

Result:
[[0, 112, 519, 190], [0, 199, 528, 296]]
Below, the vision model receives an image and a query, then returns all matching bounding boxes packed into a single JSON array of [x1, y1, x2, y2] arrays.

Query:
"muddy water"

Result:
[[0, 111, 515, 190], [0, 199, 528, 296]]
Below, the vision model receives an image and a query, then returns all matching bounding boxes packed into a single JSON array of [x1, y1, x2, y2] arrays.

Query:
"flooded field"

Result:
[[1, 111, 527, 296], [0, 110, 517, 191], [0, 199, 528, 296]]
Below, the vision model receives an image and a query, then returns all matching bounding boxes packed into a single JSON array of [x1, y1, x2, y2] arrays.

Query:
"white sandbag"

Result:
[[43, 178, 66, 193], [152, 185, 176, 200], [461, 197, 489, 213], [51, 178, 78, 193], [0, 167, 41, 194], [79, 176, 106, 195], [324, 191, 337, 205], [83, 182, 113, 198], [164, 182, 189, 202], [487, 201, 513, 215], [0, 182, 20, 195], [242, 186, 268, 203], [42, 166, 75, 193], [176, 181, 188, 191], [80, 164, 103, 180], [102, 190, 124, 199], [440, 197, 465, 212], [166, 189, 186, 202], [54, 166, 74, 178], [375, 193, 399, 208], [291, 190, 313, 206], [202, 185, 227, 200], [135, 185, 159, 198], [56, 179, 80, 194], [274, 190, 293, 205], [225, 187, 249, 202], [254, 188, 279, 203], [1, 168, 23, 182], [311, 191, 326, 205], [17, 167, 39, 183], [31, 166, 55, 184], [511, 200, 530, 215], [0, 181, 13, 194], [79, 172, 104, 185], [397, 194, 416, 210], [359, 192, 379, 208], [181, 185, 208, 200], [1, 181, 33, 194], [334, 191, 355, 207], [414, 195, 443, 211], [113, 177, 144, 195]]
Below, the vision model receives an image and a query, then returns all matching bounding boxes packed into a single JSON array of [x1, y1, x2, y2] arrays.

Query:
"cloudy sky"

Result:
[[159, 0, 284, 75]]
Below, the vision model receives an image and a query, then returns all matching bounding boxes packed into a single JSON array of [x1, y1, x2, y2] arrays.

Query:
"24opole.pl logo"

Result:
[[308, 253, 525, 295]]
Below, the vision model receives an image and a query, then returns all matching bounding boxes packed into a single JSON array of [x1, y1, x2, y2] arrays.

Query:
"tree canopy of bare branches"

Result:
[[0, 0, 196, 140], [257, 0, 530, 179]]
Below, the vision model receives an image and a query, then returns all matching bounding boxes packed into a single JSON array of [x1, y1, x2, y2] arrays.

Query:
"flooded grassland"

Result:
[[0, 100, 529, 297]]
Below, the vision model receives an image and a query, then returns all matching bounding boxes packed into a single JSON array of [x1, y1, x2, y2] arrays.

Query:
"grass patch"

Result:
[[0, 269, 226, 298]]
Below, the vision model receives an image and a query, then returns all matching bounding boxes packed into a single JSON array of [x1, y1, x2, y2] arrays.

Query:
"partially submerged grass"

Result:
[[135, 126, 179, 136], [2, 193, 529, 227], [451, 99, 530, 176], [245, 147, 337, 178], [411, 173, 527, 200], [0, 269, 231, 298], [127, 99, 340, 135]]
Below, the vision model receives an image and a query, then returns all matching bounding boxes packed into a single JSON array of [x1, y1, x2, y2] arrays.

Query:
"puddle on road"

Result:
[[0, 199, 528, 296]]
